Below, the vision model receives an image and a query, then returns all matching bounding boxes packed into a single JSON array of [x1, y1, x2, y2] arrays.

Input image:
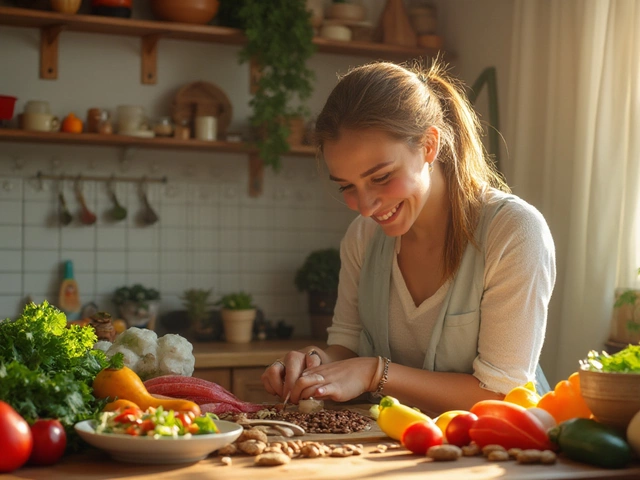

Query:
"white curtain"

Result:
[[505, 0, 640, 384]]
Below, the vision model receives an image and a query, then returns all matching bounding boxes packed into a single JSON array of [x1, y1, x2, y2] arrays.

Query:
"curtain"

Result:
[[505, 0, 640, 383]]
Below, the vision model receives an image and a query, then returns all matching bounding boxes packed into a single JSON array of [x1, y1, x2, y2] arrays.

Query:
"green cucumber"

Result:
[[548, 418, 631, 469]]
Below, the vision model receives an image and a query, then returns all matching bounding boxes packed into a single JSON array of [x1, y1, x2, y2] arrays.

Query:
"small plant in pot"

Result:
[[295, 248, 341, 341], [215, 291, 256, 344], [112, 284, 160, 330], [181, 288, 218, 341], [609, 267, 640, 344]]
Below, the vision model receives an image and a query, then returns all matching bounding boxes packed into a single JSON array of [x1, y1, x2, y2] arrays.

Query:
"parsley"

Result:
[[0, 301, 109, 450]]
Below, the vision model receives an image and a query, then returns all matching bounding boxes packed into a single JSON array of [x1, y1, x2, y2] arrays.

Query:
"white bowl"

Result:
[[74, 419, 243, 464], [320, 24, 352, 42]]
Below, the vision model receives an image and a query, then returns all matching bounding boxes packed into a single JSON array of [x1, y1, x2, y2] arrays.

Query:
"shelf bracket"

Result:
[[141, 34, 160, 85], [248, 152, 263, 197], [40, 24, 65, 80]]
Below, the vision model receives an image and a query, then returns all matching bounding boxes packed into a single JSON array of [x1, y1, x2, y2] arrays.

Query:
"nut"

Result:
[[255, 452, 291, 466], [218, 443, 237, 456], [482, 444, 507, 456], [462, 444, 481, 456], [507, 448, 522, 459], [487, 450, 510, 462], [517, 449, 543, 464], [427, 445, 462, 461], [239, 428, 269, 444], [220, 456, 232, 466], [540, 450, 557, 465], [238, 439, 267, 456]]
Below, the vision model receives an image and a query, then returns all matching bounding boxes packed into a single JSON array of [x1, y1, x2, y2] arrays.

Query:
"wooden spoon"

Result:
[[75, 180, 97, 225]]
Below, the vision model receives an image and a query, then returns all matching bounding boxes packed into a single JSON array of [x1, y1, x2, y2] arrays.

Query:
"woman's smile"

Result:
[[374, 201, 403, 223]]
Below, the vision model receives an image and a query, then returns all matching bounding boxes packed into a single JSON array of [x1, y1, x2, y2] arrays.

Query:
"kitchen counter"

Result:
[[192, 339, 323, 369], [9, 444, 640, 480]]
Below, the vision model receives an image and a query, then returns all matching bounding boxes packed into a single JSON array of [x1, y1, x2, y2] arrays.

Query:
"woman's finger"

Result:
[[305, 349, 322, 369]]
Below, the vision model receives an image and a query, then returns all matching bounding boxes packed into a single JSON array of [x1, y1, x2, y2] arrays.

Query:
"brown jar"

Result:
[[86, 107, 104, 133]]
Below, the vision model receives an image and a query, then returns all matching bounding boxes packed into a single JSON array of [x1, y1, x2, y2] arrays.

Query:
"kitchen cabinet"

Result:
[[191, 339, 324, 404], [0, 5, 442, 195]]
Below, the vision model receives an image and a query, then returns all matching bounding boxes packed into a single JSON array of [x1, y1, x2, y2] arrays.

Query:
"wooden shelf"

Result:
[[0, 128, 315, 156], [0, 6, 439, 70]]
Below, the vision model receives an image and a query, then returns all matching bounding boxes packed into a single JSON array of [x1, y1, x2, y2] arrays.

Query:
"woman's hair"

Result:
[[314, 60, 509, 280]]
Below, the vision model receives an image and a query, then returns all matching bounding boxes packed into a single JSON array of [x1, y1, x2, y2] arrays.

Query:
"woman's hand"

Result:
[[261, 347, 325, 400], [289, 357, 379, 404]]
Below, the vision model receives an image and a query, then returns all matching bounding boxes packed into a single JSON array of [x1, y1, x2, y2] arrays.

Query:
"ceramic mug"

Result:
[[22, 112, 60, 132], [24, 100, 51, 114], [194, 116, 217, 141]]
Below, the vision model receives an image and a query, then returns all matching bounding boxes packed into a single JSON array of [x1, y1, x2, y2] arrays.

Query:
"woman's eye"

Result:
[[372, 173, 391, 184], [338, 184, 353, 193]]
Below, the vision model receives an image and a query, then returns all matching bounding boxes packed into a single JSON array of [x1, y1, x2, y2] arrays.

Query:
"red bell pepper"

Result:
[[469, 400, 555, 451]]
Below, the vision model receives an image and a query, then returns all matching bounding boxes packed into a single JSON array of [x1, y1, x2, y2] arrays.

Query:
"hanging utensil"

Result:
[[75, 176, 97, 225], [107, 177, 127, 221], [139, 179, 159, 225], [58, 181, 73, 226]]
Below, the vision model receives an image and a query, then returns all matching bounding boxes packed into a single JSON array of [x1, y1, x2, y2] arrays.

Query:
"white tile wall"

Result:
[[0, 147, 356, 337]]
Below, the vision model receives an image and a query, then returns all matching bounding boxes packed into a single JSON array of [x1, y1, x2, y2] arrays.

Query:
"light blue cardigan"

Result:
[[356, 192, 551, 395]]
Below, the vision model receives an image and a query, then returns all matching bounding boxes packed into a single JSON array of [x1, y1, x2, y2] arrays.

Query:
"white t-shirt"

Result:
[[327, 189, 556, 394]]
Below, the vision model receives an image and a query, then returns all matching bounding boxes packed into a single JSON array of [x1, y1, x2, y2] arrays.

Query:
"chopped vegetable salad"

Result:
[[95, 406, 219, 438]]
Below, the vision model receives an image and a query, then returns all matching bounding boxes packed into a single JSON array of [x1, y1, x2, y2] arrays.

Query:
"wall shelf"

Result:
[[0, 6, 439, 84]]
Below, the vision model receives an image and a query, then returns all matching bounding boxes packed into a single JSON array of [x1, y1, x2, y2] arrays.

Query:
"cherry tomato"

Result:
[[0, 401, 33, 472], [445, 412, 478, 447], [401, 421, 443, 455], [114, 407, 142, 423], [175, 412, 193, 428], [29, 419, 67, 466]]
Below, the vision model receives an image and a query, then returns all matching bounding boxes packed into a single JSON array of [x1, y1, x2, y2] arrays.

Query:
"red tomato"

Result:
[[29, 419, 67, 466], [0, 401, 33, 472], [445, 412, 478, 447], [175, 412, 193, 428], [401, 421, 443, 455]]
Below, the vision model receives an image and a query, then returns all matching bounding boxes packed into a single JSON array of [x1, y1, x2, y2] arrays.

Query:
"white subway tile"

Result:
[[0, 226, 21, 249], [127, 273, 160, 290], [60, 251, 95, 272], [217, 273, 240, 293], [96, 227, 127, 250], [23, 250, 58, 272], [0, 295, 24, 319], [192, 251, 218, 273], [219, 252, 240, 272], [0, 200, 22, 224], [161, 251, 188, 272], [219, 229, 239, 251], [0, 249, 22, 272], [23, 273, 54, 296], [96, 273, 127, 298], [97, 251, 126, 272], [160, 273, 189, 295], [0, 177, 23, 201], [128, 251, 159, 272], [24, 226, 55, 249], [61, 226, 96, 250], [161, 204, 188, 227], [160, 228, 188, 250], [128, 227, 159, 250]]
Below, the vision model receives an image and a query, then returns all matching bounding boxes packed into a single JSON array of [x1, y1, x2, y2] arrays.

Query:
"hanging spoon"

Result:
[[75, 177, 97, 225], [139, 180, 159, 225], [58, 181, 73, 226], [107, 177, 127, 221]]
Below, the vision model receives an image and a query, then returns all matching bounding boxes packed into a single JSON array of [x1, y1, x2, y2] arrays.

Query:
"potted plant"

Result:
[[215, 291, 256, 343], [237, 0, 316, 171], [609, 267, 640, 344], [295, 248, 341, 340], [112, 284, 160, 329], [181, 288, 217, 341]]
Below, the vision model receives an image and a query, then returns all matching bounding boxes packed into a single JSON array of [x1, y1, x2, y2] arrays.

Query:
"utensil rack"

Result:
[[36, 172, 168, 184]]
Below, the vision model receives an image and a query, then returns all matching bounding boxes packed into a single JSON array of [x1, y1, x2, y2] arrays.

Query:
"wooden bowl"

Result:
[[151, 0, 220, 25], [326, 3, 366, 22], [579, 367, 640, 430]]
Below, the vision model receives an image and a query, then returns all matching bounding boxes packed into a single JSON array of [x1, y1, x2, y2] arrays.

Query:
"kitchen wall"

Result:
[[0, 1, 517, 340]]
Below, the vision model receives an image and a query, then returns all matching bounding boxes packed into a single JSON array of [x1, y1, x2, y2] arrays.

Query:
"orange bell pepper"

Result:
[[536, 372, 592, 424]]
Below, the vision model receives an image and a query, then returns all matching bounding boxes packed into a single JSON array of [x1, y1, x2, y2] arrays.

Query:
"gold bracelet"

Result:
[[375, 357, 390, 396]]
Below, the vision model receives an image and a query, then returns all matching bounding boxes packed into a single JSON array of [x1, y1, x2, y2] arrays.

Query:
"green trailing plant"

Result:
[[613, 267, 640, 333], [238, 0, 316, 172], [295, 248, 341, 293], [215, 292, 255, 311]]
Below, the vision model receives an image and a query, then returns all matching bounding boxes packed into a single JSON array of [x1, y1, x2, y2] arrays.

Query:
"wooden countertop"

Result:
[[11, 445, 640, 480], [192, 339, 323, 369]]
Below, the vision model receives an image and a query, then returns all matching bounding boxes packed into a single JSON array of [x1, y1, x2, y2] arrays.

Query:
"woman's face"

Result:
[[323, 128, 436, 237]]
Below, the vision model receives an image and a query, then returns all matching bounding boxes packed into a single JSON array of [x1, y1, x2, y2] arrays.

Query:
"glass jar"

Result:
[[97, 110, 113, 135], [153, 117, 174, 137]]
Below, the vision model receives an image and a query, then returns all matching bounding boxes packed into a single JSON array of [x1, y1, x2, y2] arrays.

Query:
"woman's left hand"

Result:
[[288, 357, 378, 404]]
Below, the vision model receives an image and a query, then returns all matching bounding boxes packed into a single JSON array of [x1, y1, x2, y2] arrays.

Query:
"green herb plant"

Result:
[[112, 284, 160, 310], [215, 291, 255, 311], [238, 0, 316, 172], [613, 267, 640, 333], [295, 248, 341, 293], [181, 288, 214, 327], [0, 301, 108, 450]]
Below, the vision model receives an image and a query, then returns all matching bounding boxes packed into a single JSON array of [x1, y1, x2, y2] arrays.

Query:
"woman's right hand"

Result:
[[261, 347, 325, 401]]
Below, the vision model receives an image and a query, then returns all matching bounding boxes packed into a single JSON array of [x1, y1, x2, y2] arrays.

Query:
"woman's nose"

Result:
[[357, 190, 381, 217]]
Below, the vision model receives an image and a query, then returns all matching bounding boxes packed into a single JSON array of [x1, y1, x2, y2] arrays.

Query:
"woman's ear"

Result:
[[423, 126, 440, 164]]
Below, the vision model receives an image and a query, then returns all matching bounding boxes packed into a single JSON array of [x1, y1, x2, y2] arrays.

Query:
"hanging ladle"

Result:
[[75, 176, 97, 225], [107, 177, 127, 221], [139, 179, 159, 225], [58, 181, 73, 226]]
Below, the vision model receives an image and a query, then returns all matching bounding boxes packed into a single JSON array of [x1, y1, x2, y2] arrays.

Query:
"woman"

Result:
[[262, 61, 556, 416]]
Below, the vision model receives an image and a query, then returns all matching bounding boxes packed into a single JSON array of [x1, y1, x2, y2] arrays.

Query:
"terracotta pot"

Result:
[[51, 0, 82, 14], [221, 308, 256, 344], [151, 0, 220, 25]]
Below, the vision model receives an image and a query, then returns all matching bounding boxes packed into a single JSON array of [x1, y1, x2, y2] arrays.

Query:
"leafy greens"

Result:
[[583, 345, 640, 373]]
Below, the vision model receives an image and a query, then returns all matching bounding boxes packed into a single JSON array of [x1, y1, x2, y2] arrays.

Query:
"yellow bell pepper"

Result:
[[536, 372, 592, 424], [504, 381, 541, 409], [375, 396, 432, 441]]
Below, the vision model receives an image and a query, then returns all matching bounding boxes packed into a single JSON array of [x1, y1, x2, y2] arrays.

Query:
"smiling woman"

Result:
[[261, 60, 556, 417]]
